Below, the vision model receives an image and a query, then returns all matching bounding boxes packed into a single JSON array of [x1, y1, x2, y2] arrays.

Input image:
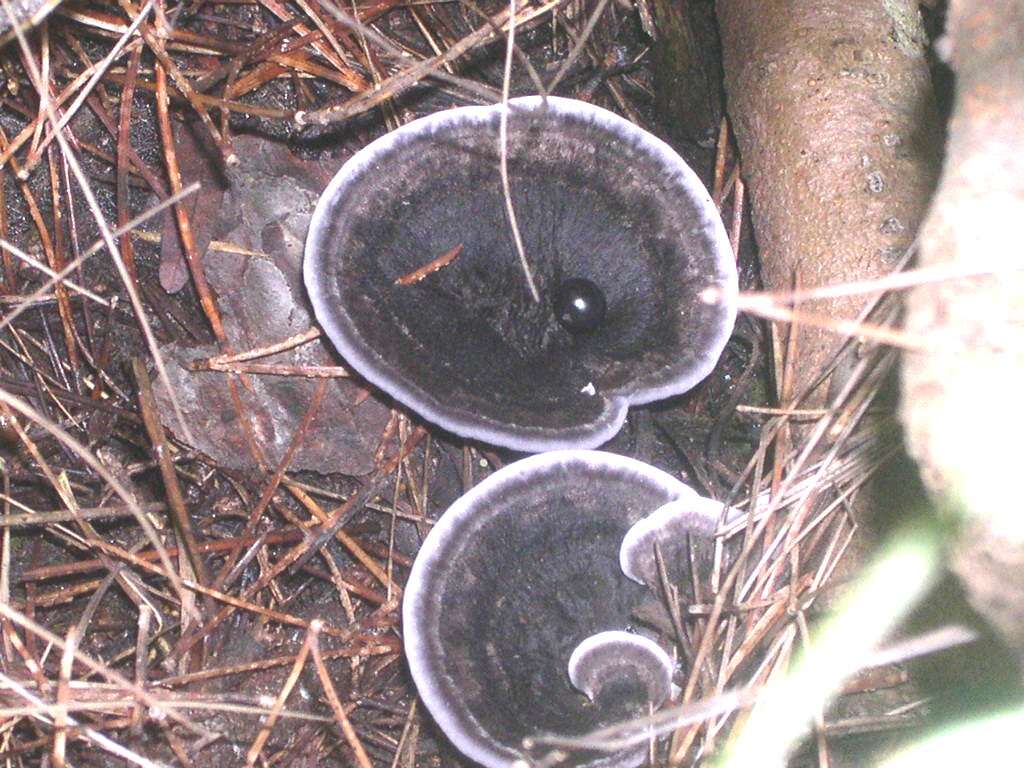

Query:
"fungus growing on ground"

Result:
[[403, 450, 727, 767], [305, 96, 737, 452]]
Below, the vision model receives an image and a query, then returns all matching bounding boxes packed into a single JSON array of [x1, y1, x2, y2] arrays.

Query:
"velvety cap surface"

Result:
[[305, 96, 736, 451], [404, 451, 704, 767]]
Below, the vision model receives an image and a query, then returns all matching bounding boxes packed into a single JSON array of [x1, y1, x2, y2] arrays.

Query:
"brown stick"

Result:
[[116, 45, 142, 282], [157, 635, 398, 687], [211, 380, 329, 599], [45, 144, 81, 369], [117, 0, 235, 163], [153, 56, 267, 468], [296, 0, 562, 125], [169, 429, 425, 661], [310, 624, 374, 768], [245, 624, 315, 765], [395, 243, 463, 285], [131, 359, 209, 589], [51, 626, 77, 768]]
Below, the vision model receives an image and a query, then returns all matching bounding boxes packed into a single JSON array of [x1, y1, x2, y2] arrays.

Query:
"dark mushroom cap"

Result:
[[402, 450, 722, 767], [305, 96, 737, 452]]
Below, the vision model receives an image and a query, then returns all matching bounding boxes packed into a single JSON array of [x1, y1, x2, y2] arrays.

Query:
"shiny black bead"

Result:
[[555, 278, 607, 334]]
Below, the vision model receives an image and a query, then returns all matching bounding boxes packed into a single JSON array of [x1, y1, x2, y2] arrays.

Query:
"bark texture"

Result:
[[901, 0, 1024, 661], [651, 0, 723, 143], [716, 0, 938, 400]]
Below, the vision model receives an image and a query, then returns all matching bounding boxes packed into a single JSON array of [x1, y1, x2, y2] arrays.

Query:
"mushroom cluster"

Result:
[[305, 96, 736, 451], [403, 451, 728, 767], [306, 96, 737, 764]]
